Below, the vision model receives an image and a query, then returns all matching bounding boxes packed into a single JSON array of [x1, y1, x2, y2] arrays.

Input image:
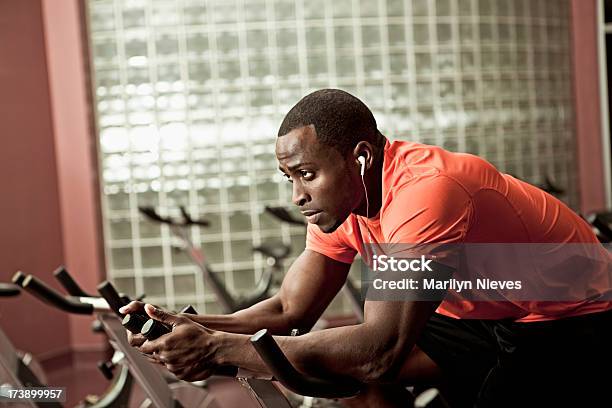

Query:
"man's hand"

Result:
[[119, 301, 148, 347], [138, 304, 221, 381]]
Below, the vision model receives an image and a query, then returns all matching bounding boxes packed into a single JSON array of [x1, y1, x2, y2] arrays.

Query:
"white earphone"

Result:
[[358, 155, 366, 176], [357, 154, 377, 258]]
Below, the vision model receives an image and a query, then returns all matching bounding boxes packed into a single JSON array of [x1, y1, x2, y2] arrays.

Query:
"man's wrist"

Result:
[[213, 331, 250, 367]]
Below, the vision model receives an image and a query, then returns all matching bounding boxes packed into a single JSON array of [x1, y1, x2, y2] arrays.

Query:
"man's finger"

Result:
[[139, 340, 159, 355], [136, 347, 162, 364], [144, 354, 163, 366], [127, 332, 146, 347], [165, 363, 187, 373], [119, 300, 144, 314], [144, 304, 182, 327]]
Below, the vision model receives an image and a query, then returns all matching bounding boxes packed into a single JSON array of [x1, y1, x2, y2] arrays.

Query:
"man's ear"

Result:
[[353, 141, 373, 173]]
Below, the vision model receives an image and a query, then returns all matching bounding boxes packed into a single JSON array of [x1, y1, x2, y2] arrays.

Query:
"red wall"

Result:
[[0, 0, 71, 356], [571, 0, 608, 213], [0, 0, 105, 360], [42, 0, 107, 352]]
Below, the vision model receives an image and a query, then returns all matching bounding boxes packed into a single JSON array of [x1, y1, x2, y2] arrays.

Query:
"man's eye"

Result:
[[283, 174, 293, 183], [300, 170, 314, 180]]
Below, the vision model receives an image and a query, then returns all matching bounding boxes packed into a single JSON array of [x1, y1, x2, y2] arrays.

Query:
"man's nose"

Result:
[[292, 182, 310, 207]]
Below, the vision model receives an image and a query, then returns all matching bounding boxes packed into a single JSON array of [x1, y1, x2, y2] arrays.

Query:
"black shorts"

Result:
[[416, 309, 612, 408]]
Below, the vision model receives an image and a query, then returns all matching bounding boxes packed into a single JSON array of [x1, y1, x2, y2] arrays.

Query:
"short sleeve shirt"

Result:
[[306, 140, 612, 322]]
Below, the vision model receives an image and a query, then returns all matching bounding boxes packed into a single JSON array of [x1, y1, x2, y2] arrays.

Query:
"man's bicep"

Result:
[[277, 249, 351, 329]]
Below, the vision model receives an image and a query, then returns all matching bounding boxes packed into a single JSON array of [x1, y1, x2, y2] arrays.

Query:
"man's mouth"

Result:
[[301, 210, 322, 223]]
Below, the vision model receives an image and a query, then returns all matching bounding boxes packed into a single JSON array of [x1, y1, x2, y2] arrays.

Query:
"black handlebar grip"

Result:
[[136, 306, 242, 376], [0, 283, 20, 297], [250, 329, 361, 399], [22, 275, 94, 315], [140, 319, 170, 340], [180, 305, 197, 314], [122, 302, 197, 335], [139, 304, 197, 339], [122, 313, 149, 334], [12, 271, 26, 287], [97, 281, 129, 316], [53, 266, 93, 297]]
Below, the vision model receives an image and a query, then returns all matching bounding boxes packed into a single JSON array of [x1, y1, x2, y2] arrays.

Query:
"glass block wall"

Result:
[[87, 0, 576, 313]]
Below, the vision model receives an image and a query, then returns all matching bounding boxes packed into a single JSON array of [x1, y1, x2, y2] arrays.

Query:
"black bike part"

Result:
[[91, 319, 105, 333], [592, 214, 612, 242], [252, 243, 291, 262], [179, 206, 209, 227], [53, 265, 94, 297], [139, 304, 198, 339], [97, 360, 115, 381], [264, 206, 306, 226], [12, 271, 26, 286], [179, 305, 197, 315], [140, 319, 170, 340], [16, 358, 63, 408], [213, 366, 239, 377], [97, 280, 130, 317], [122, 313, 149, 334], [21, 275, 94, 315], [0, 283, 20, 297], [200, 268, 238, 313], [139, 206, 170, 224], [124, 303, 197, 335], [250, 329, 362, 399]]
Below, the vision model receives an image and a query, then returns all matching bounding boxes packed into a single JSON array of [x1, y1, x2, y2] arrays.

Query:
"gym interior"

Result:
[[1, 1, 611, 407]]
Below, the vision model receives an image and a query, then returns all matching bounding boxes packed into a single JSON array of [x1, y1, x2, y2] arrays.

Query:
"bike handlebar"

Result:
[[53, 266, 95, 297], [0, 283, 20, 297], [19, 274, 95, 315], [12, 271, 26, 286], [139, 206, 210, 227], [264, 206, 306, 226], [250, 329, 362, 399]]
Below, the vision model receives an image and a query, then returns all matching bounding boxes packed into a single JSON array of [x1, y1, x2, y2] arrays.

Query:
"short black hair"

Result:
[[277, 89, 383, 155]]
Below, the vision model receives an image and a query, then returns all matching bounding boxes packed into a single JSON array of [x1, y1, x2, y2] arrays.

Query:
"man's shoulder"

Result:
[[384, 140, 499, 197]]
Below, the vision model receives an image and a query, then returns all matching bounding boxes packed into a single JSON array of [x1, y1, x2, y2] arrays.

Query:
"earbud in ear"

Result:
[[358, 156, 366, 176]]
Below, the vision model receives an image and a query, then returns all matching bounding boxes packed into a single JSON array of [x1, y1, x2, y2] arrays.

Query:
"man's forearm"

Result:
[[215, 323, 412, 384], [189, 296, 296, 335]]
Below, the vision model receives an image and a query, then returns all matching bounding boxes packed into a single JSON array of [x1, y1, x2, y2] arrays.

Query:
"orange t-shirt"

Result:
[[306, 140, 612, 322]]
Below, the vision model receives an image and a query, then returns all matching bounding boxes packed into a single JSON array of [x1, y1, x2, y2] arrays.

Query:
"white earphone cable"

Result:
[[361, 171, 377, 260], [361, 173, 370, 221]]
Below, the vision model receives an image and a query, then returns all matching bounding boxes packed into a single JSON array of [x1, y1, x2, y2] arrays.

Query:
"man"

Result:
[[122, 89, 612, 407]]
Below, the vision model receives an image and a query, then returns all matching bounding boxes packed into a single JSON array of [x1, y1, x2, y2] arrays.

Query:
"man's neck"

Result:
[[354, 148, 384, 218]]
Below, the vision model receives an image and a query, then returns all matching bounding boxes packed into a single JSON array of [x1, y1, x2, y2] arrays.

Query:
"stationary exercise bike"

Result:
[[139, 206, 364, 407], [13, 272, 364, 407], [0, 279, 132, 408], [139, 206, 290, 313]]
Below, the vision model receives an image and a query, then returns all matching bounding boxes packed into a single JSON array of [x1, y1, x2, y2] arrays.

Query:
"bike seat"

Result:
[[253, 243, 291, 261], [0, 283, 20, 297]]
